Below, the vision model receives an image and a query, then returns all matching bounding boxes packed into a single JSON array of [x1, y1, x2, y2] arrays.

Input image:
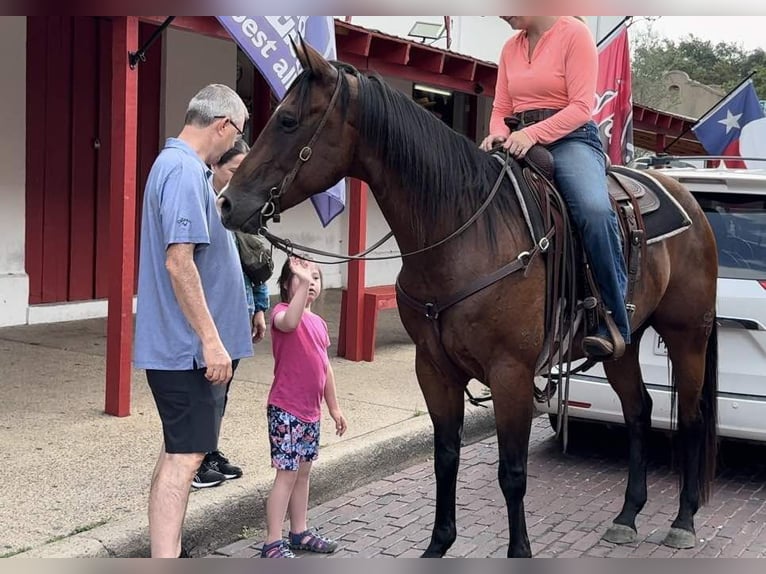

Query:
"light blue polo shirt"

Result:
[[134, 138, 253, 370]]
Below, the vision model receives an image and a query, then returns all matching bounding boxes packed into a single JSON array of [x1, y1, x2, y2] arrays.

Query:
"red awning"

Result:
[[140, 16, 704, 152], [333, 20, 497, 96]]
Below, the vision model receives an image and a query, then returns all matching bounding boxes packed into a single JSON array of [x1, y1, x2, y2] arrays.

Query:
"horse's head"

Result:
[[219, 37, 356, 233]]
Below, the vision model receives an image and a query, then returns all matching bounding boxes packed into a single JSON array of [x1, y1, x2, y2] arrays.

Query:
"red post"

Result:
[[655, 133, 667, 154], [105, 16, 139, 417], [341, 179, 367, 361]]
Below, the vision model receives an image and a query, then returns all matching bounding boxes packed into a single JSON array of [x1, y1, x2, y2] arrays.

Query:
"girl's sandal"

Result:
[[289, 529, 338, 553], [260, 539, 296, 558]]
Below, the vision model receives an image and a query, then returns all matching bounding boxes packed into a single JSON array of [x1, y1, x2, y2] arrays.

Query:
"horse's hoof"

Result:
[[420, 550, 443, 558], [663, 527, 696, 549], [602, 524, 638, 544]]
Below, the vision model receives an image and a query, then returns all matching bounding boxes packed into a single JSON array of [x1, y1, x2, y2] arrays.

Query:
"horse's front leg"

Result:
[[490, 360, 534, 558], [415, 350, 467, 558]]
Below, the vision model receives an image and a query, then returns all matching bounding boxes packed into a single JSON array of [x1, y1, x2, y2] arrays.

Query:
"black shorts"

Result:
[[146, 360, 239, 454]]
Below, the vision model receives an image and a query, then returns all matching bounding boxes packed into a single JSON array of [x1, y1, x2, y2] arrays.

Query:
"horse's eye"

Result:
[[278, 112, 298, 131]]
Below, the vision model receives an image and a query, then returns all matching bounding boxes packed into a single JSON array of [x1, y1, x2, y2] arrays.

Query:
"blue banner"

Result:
[[216, 16, 345, 227]]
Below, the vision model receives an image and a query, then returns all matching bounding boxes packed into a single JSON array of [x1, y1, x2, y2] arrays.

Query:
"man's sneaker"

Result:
[[192, 462, 226, 488], [205, 450, 243, 479]]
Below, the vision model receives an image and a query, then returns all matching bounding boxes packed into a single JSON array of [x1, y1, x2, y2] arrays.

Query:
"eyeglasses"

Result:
[[214, 115, 245, 137]]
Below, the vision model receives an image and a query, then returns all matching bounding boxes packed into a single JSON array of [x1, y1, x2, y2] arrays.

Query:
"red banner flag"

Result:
[[593, 22, 634, 166]]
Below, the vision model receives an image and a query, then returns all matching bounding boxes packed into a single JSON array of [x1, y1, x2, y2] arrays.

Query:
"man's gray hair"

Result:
[[184, 84, 248, 128]]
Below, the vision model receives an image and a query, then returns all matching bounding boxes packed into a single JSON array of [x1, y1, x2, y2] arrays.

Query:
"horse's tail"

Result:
[[669, 317, 718, 505], [698, 318, 719, 505]]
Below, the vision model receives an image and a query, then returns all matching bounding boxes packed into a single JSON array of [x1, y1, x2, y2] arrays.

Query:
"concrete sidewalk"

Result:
[[1, 289, 496, 558]]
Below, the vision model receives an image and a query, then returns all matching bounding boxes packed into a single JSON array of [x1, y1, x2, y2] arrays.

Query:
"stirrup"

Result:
[[582, 313, 625, 361]]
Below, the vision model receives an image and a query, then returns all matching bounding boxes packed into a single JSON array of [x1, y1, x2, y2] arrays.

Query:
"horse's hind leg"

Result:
[[490, 360, 534, 558], [415, 352, 467, 558], [602, 328, 652, 544], [654, 320, 718, 549]]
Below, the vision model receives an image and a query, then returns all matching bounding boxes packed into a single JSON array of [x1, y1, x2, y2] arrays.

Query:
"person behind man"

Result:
[[134, 84, 253, 558], [190, 140, 272, 487], [479, 16, 630, 359]]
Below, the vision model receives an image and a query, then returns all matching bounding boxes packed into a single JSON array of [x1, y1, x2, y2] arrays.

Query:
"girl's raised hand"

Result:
[[289, 256, 313, 283]]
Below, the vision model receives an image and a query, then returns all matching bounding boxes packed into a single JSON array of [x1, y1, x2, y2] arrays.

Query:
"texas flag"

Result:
[[692, 79, 764, 168]]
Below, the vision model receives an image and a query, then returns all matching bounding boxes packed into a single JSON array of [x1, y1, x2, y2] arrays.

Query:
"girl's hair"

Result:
[[216, 139, 250, 168], [278, 257, 323, 303]]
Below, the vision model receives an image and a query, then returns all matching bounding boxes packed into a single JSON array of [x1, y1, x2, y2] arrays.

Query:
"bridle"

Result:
[[257, 71, 344, 227]]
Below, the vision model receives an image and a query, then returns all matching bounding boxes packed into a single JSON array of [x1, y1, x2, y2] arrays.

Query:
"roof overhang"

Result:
[[632, 104, 704, 155], [333, 20, 496, 96], [139, 16, 706, 153], [139, 16, 495, 96]]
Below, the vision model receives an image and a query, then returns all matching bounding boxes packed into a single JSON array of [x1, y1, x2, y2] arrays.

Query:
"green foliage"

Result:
[[630, 22, 766, 108]]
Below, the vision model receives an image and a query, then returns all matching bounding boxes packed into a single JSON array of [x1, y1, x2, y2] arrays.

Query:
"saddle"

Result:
[[520, 146, 657, 343]]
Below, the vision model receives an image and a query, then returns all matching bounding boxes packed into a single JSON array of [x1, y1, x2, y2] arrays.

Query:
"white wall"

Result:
[[0, 17, 29, 327], [161, 28, 238, 140], [265, 200, 345, 292]]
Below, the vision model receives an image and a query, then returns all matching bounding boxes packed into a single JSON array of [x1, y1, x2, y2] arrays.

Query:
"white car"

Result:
[[537, 165, 766, 443]]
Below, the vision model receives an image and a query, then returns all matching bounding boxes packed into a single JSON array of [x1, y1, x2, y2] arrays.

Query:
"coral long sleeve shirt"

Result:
[[489, 17, 598, 145]]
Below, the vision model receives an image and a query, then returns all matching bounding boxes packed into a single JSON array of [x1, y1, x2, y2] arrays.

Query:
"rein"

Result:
[[257, 150, 516, 265]]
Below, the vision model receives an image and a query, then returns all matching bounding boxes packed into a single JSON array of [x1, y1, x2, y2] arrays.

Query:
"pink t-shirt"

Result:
[[489, 16, 598, 145], [267, 302, 330, 422]]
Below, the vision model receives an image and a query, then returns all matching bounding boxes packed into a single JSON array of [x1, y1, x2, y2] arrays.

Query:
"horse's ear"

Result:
[[292, 35, 335, 80], [290, 34, 310, 72]]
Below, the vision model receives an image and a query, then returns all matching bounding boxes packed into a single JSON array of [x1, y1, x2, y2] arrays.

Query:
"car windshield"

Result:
[[695, 192, 766, 280]]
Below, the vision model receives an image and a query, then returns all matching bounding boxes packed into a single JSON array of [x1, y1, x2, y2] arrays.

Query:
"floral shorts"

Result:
[[267, 405, 320, 471]]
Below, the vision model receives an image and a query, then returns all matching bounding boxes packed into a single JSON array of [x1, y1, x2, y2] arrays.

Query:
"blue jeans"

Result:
[[547, 121, 630, 343]]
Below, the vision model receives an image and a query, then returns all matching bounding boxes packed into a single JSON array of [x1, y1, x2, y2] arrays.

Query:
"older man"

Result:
[[134, 84, 252, 558]]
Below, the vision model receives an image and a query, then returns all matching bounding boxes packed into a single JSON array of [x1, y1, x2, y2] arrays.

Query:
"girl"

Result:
[[261, 257, 348, 559]]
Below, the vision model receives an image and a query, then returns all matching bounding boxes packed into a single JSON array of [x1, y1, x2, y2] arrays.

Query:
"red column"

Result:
[[105, 16, 139, 417], [341, 179, 367, 361], [654, 133, 667, 154]]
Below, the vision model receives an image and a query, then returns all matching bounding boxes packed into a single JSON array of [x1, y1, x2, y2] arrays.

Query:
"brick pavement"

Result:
[[214, 416, 766, 559]]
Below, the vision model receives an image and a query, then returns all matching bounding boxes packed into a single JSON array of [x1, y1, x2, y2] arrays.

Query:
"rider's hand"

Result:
[[480, 133, 507, 152], [502, 130, 535, 159]]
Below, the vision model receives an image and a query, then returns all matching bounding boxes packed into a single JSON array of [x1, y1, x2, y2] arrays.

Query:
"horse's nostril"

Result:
[[217, 195, 231, 217]]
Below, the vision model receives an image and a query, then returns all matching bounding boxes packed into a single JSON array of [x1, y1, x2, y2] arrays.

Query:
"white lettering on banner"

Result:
[[231, 16, 310, 89], [265, 16, 308, 41], [231, 17, 278, 58]]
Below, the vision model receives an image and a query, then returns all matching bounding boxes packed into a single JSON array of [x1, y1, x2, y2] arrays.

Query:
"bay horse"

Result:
[[218, 40, 719, 557]]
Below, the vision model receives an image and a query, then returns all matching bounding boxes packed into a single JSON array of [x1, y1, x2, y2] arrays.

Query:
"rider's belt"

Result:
[[514, 108, 561, 127]]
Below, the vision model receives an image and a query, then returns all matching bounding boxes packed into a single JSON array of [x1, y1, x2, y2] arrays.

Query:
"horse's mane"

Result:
[[290, 62, 527, 247]]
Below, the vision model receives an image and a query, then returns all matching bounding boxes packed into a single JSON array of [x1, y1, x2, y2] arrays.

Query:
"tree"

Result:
[[630, 23, 766, 110]]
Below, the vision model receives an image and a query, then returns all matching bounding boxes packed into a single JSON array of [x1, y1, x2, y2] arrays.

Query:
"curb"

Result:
[[14, 405, 497, 558]]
